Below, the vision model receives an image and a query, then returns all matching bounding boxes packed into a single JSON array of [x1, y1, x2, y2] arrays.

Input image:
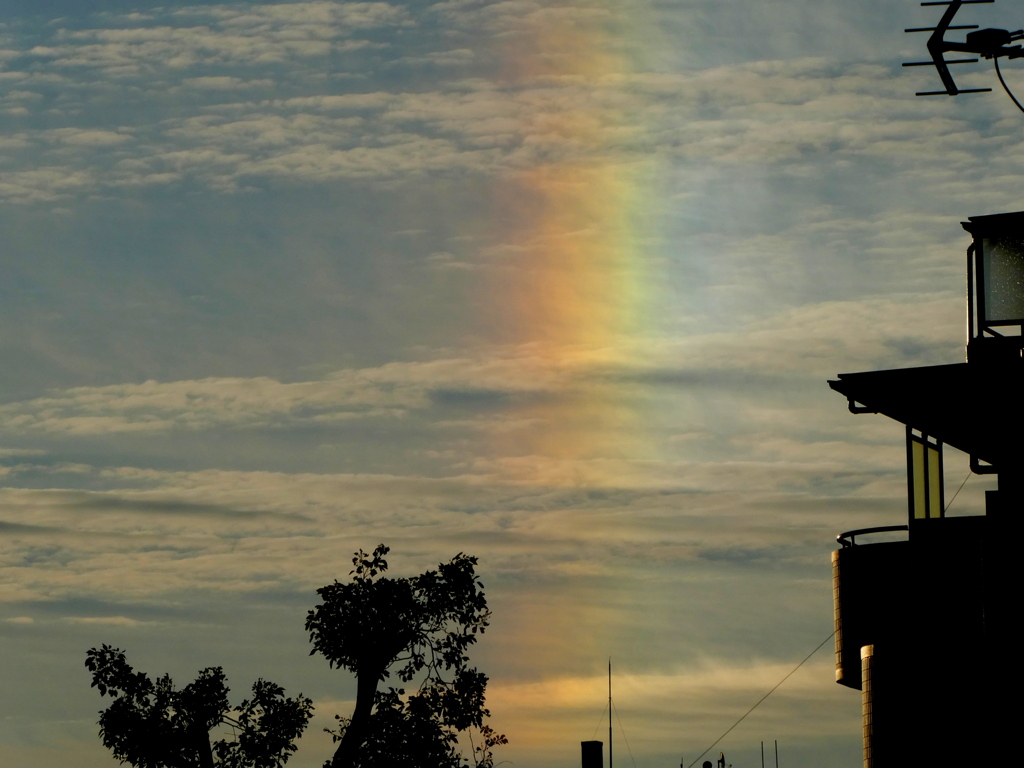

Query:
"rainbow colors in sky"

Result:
[[482, 1, 659, 471]]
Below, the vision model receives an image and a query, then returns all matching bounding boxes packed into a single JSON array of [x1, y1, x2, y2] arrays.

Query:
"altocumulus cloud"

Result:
[[2, 3, 1019, 204], [1, 2, 1016, 767]]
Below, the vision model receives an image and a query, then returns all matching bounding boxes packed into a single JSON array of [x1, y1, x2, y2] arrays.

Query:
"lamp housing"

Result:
[[962, 211, 1024, 362]]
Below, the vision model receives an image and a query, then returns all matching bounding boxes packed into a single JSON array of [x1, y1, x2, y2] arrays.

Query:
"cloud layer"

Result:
[[2, 2, 1016, 767]]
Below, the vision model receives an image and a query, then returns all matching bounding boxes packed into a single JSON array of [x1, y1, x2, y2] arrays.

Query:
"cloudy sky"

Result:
[[1, 1, 1019, 766]]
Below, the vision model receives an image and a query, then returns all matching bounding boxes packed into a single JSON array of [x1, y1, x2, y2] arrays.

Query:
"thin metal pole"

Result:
[[775, 740, 778, 768], [761, 741, 764, 768], [608, 659, 613, 768]]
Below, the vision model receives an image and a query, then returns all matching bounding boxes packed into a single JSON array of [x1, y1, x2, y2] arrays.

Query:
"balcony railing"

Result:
[[836, 525, 909, 548]]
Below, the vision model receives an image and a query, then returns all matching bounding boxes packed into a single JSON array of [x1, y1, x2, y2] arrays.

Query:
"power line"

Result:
[[685, 631, 836, 768], [944, 470, 972, 514]]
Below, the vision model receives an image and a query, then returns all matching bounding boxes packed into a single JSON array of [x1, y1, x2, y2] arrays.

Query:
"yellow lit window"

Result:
[[907, 428, 943, 521]]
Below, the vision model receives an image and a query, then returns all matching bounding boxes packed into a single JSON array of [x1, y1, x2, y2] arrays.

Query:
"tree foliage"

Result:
[[324, 688, 508, 768], [85, 645, 313, 768], [306, 545, 506, 768]]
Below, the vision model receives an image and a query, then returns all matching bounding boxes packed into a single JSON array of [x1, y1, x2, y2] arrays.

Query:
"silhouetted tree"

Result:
[[85, 645, 313, 768], [306, 544, 506, 768]]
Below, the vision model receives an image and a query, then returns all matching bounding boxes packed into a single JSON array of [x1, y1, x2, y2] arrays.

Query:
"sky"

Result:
[[0, 1, 1020, 767]]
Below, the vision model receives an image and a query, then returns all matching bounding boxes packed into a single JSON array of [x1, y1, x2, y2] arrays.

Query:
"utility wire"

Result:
[[685, 631, 836, 768], [943, 470, 972, 514], [612, 700, 639, 768], [994, 57, 1024, 114]]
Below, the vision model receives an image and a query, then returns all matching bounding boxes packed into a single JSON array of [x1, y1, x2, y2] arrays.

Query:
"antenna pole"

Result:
[[761, 741, 765, 768], [608, 658, 613, 768], [775, 740, 779, 768]]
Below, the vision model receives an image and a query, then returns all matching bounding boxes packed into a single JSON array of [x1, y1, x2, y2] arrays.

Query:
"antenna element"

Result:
[[903, 0, 1023, 100]]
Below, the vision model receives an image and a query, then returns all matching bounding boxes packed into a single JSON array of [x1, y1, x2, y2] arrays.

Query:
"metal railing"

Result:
[[836, 525, 909, 548]]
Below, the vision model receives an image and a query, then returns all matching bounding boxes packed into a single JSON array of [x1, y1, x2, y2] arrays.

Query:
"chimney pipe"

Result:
[[581, 740, 603, 768]]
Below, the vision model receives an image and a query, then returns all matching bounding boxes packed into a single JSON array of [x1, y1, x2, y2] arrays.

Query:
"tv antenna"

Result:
[[903, 0, 1024, 111]]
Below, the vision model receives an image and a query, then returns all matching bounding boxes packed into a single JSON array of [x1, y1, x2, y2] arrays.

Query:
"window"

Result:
[[907, 428, 943, 520]]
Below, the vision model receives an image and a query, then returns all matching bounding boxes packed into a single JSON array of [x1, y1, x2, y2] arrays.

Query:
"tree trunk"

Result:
[[331, 667, 381, 768], [192, 725, 216, 768]]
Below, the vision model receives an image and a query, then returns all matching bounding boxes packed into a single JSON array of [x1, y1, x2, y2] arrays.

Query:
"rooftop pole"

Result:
[[608, 659, 613, 768]]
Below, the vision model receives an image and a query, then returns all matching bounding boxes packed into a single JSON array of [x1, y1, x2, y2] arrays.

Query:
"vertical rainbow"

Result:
[[483, 1, 658, 475], [466, 5, 669, 747]]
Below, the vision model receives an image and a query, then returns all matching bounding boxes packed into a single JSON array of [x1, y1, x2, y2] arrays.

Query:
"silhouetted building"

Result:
[[829, 211, 1024, 766], [581, 740, 603, 768]]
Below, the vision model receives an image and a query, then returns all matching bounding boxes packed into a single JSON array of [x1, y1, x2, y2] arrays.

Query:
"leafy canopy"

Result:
[[85, 645, 313, 768], [306, 544, 490, 684], [306, 545, 506, 768]]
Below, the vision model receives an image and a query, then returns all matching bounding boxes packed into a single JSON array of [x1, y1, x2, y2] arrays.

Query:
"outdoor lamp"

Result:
[[962, 210, 1024, 361]]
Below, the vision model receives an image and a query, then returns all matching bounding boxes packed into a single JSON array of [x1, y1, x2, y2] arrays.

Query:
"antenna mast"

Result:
[[608, 658, 613, 768]]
